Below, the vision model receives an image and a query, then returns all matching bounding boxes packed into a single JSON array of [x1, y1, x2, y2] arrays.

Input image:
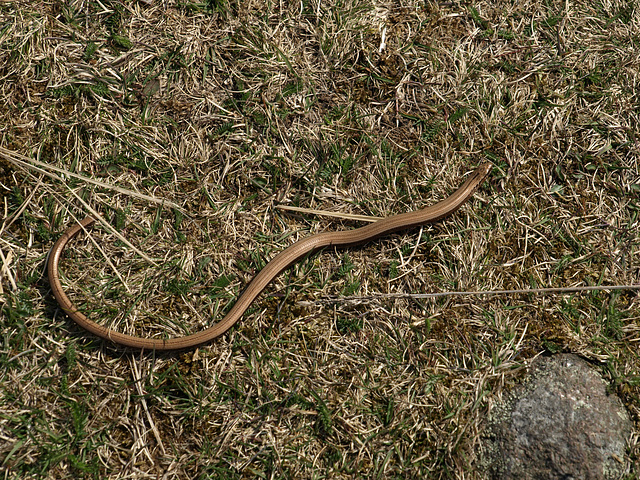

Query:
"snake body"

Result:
[[48, 163, 491, 350]]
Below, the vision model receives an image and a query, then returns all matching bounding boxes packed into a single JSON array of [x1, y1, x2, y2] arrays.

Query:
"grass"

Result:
[[1, 0, 639, 478]]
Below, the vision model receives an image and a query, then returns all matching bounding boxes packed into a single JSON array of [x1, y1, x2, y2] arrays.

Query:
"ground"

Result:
[[1, 0, 639, 478]]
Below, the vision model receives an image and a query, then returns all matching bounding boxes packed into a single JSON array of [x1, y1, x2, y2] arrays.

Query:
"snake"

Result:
[[47, 162, 492, 350]]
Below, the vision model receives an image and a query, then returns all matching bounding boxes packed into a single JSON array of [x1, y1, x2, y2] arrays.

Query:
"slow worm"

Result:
[[48, 162, 492, 350]]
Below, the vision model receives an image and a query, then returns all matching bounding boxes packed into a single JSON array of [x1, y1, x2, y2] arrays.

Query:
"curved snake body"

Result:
[[48, 163, 492, 350]]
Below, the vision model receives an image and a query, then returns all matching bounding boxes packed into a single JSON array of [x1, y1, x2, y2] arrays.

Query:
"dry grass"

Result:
[[1, 0, 639, 478]]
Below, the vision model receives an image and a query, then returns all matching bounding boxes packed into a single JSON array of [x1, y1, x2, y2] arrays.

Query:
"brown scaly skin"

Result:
[[48, 163, 492, 350]]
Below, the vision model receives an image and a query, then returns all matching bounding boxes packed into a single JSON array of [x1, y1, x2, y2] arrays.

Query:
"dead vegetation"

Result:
[[1, 0, 639, 478]]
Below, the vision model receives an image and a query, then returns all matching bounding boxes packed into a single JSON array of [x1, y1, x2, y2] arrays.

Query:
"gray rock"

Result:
[[479, 354, 632, 479]]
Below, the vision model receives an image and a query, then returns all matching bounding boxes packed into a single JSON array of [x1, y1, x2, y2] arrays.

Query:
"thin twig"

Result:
[[298, 284, 640, 306], [0, 146, 184, 212], [275, 204, 382, 223]]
